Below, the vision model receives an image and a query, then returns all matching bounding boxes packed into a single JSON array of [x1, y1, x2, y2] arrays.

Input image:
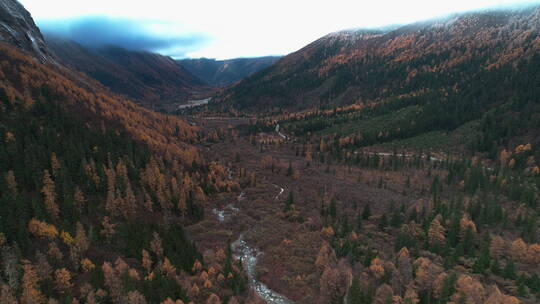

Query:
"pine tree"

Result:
[[378, 214, 388, 231], [284, 191, 294, 212], [503, 259, 515, 279], [362, 204, 371, 220], [347, 275, 363, 304]]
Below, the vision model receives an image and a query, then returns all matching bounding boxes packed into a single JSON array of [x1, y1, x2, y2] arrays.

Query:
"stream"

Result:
[[215, 185, 293, 303], [232, 233, 294, 304], [273, 184, 284, 200]]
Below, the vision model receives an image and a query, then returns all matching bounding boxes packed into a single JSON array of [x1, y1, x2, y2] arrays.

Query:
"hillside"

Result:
[[46, 36, 207, 105], [219, 6, 540, 111], [0, 2, 246, 303], [211, 6, 540, 156], [179, 56, 280, 87]]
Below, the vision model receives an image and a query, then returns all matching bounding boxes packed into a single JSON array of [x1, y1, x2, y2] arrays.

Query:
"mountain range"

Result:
[[178, 56, 280, 87]]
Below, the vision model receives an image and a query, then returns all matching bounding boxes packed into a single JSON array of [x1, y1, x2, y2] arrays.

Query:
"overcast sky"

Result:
[[19, 0, 540, 59]]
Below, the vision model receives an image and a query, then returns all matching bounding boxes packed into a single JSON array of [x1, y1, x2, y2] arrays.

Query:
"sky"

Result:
[[19, 0, 540, 60]]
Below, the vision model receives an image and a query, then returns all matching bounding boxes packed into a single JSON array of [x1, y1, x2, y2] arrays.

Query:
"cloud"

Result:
[[38, 16, 210, 57]]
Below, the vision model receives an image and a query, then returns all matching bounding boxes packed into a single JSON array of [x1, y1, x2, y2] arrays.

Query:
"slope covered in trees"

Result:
[[46, 36, 207, 105], [0, 40, 247, 303], [217, 5, 540, 112]]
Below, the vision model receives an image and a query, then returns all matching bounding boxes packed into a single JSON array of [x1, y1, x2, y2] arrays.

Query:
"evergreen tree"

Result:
[[362, 204, 371, 220]]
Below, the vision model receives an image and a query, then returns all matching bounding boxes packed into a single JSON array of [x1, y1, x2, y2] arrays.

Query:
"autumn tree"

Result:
[[20, 260, 45, 304], [319, 263, 351, 304], [428, 217, 446, 246], [484, 285, 520, 304], [73, 187, 86, 214], [4, 170, 17, 196], [369, 258, 386, 280], [54, 268, 73, 293], [414, 257, 443, 298], [41, 170, 59, 221], [510, 238, 528, 263], [373, 284, 393, 304], [102, 262, 123, 302], [396, 247, 413, 288], [315, 242, 337, 273], [142, 249, 153, 275], [100, 216, 116, 240], [70, 222, 89, 265], [490, 235, 506, 259], [0, 284, 17, 304], [206, 293, 222, 304], [150, 232, 164, 258], [452, 275, 485, 304], [125, 291, 147, 304]]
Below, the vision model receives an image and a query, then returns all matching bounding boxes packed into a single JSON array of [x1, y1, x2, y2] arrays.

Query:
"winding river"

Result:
[[215, 186, 293, 303], [232, 233, 293, 304]]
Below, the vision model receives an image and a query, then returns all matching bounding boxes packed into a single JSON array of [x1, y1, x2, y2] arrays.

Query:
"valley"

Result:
[[1, 1, 539, 303]]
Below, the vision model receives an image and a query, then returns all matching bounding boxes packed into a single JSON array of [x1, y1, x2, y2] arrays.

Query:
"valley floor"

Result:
[[186, 117, 447, 303]]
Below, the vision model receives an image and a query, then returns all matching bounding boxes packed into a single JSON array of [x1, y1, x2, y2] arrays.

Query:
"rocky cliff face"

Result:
[[0, 0, 52, 62]]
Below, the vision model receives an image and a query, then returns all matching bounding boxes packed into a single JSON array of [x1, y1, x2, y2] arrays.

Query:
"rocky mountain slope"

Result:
[[178, 56, 280, 87], [0, 0, 52, 62]]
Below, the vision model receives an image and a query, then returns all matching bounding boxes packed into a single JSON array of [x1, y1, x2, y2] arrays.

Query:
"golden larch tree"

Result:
[[41, 170, 59, 221]]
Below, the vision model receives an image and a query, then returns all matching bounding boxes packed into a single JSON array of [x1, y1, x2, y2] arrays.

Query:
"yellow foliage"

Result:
[[28, 219, 58, 239], [60, 231, 74, 245]]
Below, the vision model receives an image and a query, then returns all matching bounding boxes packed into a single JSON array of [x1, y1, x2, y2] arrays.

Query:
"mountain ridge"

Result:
[[178, 56, 280, 87], [45, 35, 208, 105], [217, 5, 540, 111]]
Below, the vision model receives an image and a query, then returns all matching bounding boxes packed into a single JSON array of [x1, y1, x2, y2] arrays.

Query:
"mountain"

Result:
[[219, 6, 540, 112], [45, 36, 207, 104], [0, 2, 244, 303], [0, 0, 52, 62], [178, 56, 280, 87]]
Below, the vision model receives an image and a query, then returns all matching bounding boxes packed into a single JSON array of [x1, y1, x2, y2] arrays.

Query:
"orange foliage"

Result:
[[28, 219, 58, 239]]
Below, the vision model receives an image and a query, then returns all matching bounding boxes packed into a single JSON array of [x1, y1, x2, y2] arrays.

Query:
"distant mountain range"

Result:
[[178, 56, 280, 87]]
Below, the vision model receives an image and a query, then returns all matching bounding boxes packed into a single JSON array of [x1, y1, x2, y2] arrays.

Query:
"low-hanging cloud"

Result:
[[38, 16, 210, 57]]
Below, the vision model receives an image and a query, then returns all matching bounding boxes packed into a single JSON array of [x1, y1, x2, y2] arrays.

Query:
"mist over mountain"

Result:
[[178, 56, 281, 87], [38, 16, 209, 58]]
